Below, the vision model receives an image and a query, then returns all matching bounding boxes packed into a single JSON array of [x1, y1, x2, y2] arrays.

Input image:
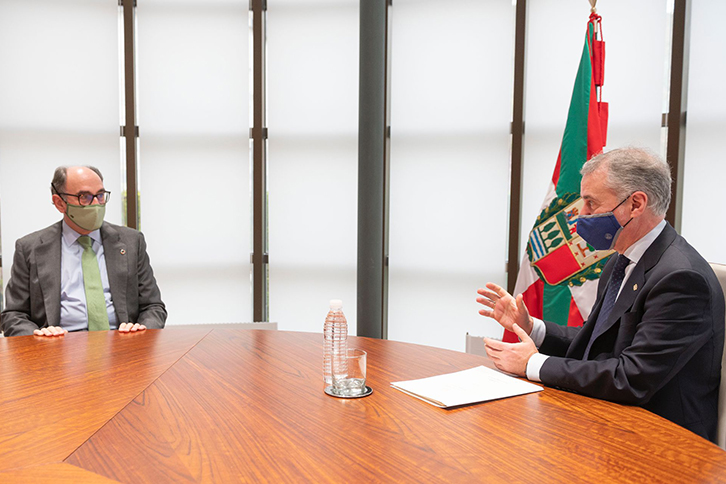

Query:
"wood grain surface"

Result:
[[0, 463, 119, 483], [55, 329, 726, 483], [0, 328, 209, 473]]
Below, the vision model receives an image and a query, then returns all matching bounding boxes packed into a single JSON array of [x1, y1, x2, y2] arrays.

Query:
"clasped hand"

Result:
[[33, 322, 146, 337], [476, 283, 538, 377]]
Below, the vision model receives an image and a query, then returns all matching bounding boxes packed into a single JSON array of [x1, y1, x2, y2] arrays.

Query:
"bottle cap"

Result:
[[329, 299, 343, 310]]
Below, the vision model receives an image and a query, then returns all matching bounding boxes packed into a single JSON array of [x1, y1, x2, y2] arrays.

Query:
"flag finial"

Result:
[[589, 0, 597, 14]]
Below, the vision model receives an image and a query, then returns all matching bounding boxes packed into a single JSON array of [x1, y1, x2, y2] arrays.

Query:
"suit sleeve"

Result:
[[134, 232, 167, 328], [539, 322, 583, 357], [539, 269, 713, 405], [1, 240, 42, 336]]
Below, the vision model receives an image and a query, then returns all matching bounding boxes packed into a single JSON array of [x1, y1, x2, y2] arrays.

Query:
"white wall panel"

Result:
[[388, 0, 514, 351], [136, 0, 251, 325], [681, 0, 726, 264], [267, 0, 359, 334], [0, 1, 120, 300]]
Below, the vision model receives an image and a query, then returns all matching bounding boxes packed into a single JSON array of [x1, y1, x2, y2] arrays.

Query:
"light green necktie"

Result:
[[78, 235, 110, 331]]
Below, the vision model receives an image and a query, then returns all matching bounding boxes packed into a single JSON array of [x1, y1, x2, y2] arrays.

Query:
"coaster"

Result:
[[324, 385, 373, 399]]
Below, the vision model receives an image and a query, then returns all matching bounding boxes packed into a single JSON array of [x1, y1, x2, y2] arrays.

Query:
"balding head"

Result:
[[51, 165, 104, 196]]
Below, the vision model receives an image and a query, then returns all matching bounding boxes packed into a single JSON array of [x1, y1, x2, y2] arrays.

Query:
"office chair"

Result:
[[710, 262, 726, 450]]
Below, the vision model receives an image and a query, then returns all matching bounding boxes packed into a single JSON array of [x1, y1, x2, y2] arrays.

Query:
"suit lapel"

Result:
[[36, 222, 63, 327], [101, 223, 128, 323], [591, 223, 677, 341], [600, 264, 644, 335]]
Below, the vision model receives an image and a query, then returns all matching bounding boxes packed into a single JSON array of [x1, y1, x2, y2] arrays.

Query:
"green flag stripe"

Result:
[[542, 283, 572, 326], [555, 24, 594, 197]]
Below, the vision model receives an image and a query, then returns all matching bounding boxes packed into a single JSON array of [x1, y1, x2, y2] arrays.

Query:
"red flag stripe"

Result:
[[567, 296, 585, 327], [551, 150, 563, 187], [502, 278, 544, 343]]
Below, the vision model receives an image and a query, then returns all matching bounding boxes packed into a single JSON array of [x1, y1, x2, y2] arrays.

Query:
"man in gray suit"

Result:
[[1, 166, 166, 337]]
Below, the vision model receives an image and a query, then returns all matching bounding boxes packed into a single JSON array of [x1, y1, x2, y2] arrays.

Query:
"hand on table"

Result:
[[118, 322, 146, 333], [476, 282, 533, 335], [483, 324, 538, 377], [33, 326, 68, 337]]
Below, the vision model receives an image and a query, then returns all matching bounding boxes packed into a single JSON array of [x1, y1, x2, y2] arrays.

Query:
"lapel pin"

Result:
[[633, 283, 638, 291], [120, 249, 126, 255]]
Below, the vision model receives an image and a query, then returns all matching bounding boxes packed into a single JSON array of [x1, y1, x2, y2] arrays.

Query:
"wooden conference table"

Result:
[[1, 328, 725, 483]]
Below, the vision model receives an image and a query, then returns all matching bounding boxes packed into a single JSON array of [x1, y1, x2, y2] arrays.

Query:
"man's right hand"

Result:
[[476, 282, 533, 335], [33, 326, 68, 337]]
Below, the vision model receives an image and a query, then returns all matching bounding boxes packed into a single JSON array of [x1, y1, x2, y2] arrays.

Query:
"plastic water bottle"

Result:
[[323, 299, 348, 386]]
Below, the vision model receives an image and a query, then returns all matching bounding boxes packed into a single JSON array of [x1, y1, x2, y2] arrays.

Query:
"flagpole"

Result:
[[589, 0, 599, 35]]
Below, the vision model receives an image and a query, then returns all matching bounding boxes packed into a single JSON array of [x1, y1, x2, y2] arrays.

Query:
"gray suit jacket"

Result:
[[1, 221, 167, 336], [539, 223, 724, 443]]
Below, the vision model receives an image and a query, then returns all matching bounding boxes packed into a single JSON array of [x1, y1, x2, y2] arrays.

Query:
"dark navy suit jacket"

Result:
[[539, 223, 724, 443]]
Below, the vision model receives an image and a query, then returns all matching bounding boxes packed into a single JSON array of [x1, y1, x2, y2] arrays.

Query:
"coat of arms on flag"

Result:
[[528, 193, 609, 287], [505, 10, 613, 342]]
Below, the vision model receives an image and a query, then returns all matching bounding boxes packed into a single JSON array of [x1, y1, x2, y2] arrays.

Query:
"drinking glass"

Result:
[[332, 348, 366, 396]]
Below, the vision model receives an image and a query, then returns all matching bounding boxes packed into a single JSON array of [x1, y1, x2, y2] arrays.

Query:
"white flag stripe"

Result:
[[513, 254, 538, 297], [569, 279, 599, 321]]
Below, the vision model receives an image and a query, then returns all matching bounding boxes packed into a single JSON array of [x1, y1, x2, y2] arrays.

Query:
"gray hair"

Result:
[[51, 165, 104, 195], [581, 147, 672, 216]]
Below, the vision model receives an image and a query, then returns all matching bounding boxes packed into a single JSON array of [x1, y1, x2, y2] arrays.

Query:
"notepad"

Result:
[[391, 365, 543, 408]]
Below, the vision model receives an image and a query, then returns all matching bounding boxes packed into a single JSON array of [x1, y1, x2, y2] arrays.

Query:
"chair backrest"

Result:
[[465, 332, 503, 372], [710, 262, 726, 450], [465, 333, 487, 356]]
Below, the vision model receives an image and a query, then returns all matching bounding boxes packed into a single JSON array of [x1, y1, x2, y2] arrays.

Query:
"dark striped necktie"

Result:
[[583, 254, 630, 359]]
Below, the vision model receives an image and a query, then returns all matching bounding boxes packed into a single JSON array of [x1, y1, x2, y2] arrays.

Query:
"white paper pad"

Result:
[[390, 365, 543, 408]]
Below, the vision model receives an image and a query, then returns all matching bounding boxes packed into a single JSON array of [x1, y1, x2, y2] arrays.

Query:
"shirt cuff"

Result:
[[526, 352, 548, 382], [530, 317, 546, 347]]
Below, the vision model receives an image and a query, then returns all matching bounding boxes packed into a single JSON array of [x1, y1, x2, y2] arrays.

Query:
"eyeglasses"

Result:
[[56, 190, 111, 206]]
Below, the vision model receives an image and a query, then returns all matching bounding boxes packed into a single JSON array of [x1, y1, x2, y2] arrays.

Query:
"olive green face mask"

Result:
[[65, 203, 106, 231]]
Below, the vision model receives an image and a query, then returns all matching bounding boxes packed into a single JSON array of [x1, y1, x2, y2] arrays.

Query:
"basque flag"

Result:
[[505, 12, 611, 343]]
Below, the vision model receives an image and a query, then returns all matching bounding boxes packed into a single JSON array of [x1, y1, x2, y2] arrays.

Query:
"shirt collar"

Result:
[[62, 220, 102, 246], [622, 219, 666, 265]]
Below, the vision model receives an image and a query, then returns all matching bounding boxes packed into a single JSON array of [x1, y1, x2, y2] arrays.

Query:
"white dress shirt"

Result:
[[525, 219, 667, 382], [60, 221, 119, 331]]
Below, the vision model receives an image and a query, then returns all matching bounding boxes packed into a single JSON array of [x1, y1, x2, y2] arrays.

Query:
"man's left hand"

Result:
[[118, 322, 146, 333], [483, 323, 538, 377]]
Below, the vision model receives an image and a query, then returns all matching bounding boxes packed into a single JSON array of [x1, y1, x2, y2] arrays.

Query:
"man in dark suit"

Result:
[[1, 166, 166, 337], [477, 147, 724, 443]]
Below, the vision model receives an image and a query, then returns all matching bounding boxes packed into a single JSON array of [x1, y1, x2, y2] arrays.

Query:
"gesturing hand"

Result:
[[476, 282, 533, 335], [483, 323, 538, 377]]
